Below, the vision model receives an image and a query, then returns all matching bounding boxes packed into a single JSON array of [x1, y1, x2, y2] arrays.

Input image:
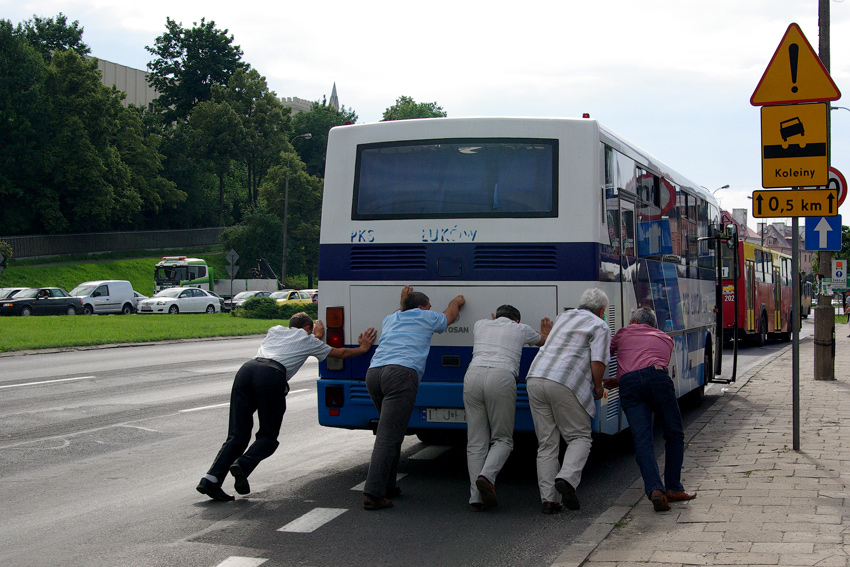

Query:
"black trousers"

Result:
[[206, 358, 289, 481]]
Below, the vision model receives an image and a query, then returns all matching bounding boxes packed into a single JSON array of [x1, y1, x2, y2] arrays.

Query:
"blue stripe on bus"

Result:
[[318, 242, 600, 282]]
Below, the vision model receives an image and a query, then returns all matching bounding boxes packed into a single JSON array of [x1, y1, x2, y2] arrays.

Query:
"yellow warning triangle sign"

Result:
[[751, 23, 840, 106]]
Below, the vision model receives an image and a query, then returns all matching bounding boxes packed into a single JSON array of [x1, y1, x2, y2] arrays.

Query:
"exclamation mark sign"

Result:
[[789, 43, 799, 93]]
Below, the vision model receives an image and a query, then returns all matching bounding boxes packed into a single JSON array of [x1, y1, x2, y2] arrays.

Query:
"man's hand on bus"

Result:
[[537, 317, 553, 346], [400, 285, 413, 308], [358, 327, 378, 348], [312, 320, 325, 339], [443, 295, 465, 326]]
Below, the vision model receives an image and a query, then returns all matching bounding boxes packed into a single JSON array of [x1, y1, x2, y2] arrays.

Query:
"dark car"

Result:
[[222, 290, 272, 312], [0, 287, 84, 316]]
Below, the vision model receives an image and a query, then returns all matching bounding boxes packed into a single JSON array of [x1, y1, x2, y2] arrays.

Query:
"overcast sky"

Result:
[[6, 0, 850, 233]]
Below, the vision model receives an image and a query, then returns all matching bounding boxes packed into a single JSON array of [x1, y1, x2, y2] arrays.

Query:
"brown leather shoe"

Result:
[[475, 476, 498, 508], [541, 501, 566, 514], [666, 490, 696, 502], [650, 489, 670, 512]]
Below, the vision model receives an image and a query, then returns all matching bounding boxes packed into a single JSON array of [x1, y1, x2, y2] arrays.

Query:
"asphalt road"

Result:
[[0, 324, 811, 567]]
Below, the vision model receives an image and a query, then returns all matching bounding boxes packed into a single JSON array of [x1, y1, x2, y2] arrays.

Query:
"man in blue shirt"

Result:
[[363, 286, 464, 510]]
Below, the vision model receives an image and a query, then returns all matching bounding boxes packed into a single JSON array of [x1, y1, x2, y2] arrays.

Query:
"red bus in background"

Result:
[[721, 240, 794, 346]]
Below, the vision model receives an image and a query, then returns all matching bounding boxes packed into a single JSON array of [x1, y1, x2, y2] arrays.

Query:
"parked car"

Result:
[[132, 291, 148, 312], [136, 287, 221, 314], [69, 280, 136, 315], [270, 289, 313, 305], [207, 290, 225, 310], [223, 290, 272, 312], [0, 287, 26, 300], [0, 287, 84, 316], [301, 288, 319, 303]]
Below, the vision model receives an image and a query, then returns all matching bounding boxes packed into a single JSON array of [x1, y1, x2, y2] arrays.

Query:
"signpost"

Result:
[[751, 22, 842, 450], [225, 249, 239, 298], [833, 259, 847, 292], [760, 103, 828, 187], [751, 188, 838, 217]]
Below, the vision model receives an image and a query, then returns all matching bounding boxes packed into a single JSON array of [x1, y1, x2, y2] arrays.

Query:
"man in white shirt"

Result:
[[464, 305, 551, 511], [197, 312, 377, 501]]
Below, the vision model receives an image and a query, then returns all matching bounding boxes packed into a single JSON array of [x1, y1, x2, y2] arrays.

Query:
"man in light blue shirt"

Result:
[[363, 285, 464, 510]]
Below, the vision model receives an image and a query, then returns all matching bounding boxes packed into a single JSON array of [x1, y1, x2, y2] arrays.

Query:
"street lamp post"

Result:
[[711, 184, 730, 196], [281, 133, 312, 288]]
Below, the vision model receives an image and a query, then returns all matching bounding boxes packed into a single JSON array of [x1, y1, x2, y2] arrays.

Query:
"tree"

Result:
[[190, 100, 245, 225], [219, 207, 284, 275], [215, 68, 291, 206], [17, 13, 89, 60], [259, 150, 323, 287], [381, 95, 446, 121], [291, 100, 358, 178], [146, 18, 245, 124]]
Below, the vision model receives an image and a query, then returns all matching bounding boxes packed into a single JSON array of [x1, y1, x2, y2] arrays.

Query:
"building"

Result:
[[92, 57, 159, 110], [281, 84, 339, 115]]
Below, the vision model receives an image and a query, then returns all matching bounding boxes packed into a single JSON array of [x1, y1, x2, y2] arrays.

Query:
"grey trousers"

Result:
[[527, 377, 592, 503], [463, 366, 516, 504], [363, 365, 419, 498]]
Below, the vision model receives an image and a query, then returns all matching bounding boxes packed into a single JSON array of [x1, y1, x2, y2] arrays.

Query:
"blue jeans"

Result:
[[619, 366, 685, 498]]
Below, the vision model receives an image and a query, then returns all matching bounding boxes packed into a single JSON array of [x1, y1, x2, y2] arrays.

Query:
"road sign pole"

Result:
[[814, 4, 836, 382], [792, 217, 800, 450]]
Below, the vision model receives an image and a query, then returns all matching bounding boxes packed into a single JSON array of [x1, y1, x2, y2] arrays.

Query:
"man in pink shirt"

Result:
[[605, 307, 696, 512]]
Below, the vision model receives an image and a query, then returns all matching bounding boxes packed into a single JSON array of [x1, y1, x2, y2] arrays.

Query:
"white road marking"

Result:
[[179, 402, 229, 413], [0, 375, 95, 389], [350, 473, 407, 492], [117, 424, 161, 433], [288, 388, 310, 394], [277, 508, 347, 533], [409, 445, 450, 460], [214, 557, 267, 567]]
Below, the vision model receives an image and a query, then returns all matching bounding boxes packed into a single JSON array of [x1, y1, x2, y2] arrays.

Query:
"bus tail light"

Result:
[[326, 306, 345, 370], [325, 385, 344, 408]]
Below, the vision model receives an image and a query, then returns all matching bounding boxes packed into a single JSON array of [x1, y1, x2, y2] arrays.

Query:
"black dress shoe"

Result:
[[554, 478, 580, 510], [363, 494, 393, 510], [196, 478, 235, 502], [230, 463, 250, 495], [475, 476, 498, 508], [541, 501, 565, 514]]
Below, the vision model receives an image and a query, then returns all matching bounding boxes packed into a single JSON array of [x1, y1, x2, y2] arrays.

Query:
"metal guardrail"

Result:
[[0, 227, 226, 259]]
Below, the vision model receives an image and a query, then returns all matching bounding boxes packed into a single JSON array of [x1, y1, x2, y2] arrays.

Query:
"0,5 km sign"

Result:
[[751, 188, 839, 218]]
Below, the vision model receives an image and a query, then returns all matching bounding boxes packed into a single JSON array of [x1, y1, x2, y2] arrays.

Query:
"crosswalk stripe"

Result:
[[277, 507, 347, 533], [214, 556, 267, 567], [350, 473, 407, 491], [409, 445, 450, 460]]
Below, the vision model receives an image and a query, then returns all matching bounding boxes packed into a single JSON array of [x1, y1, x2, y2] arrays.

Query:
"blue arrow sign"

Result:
[[805, 214, 842, 251]]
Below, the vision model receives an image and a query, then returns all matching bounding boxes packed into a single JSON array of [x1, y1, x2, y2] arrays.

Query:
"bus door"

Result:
[[773, 266, 782, 331], [746, 260, 756, 332], [618, 197, 637, 327]]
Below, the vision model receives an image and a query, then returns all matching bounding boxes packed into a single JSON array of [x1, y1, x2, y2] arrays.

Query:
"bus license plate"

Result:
[[426, 408, 466, 423]]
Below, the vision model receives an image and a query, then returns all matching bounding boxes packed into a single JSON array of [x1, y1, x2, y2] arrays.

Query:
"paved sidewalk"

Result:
[[552, 331, 850, 567]]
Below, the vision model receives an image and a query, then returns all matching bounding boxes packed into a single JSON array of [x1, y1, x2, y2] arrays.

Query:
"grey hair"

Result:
[[631, 307, 657, 328], [578, 288, 609, 314]]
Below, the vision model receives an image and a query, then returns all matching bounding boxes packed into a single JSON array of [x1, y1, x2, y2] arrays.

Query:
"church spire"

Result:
[[329, 83, 339, 111]]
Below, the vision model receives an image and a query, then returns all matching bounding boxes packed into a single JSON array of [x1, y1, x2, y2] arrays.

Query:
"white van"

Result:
[[70, 280, 136, 315]]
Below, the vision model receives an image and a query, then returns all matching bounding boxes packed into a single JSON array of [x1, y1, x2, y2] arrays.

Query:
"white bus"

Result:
[[317, 117, 720, 441]]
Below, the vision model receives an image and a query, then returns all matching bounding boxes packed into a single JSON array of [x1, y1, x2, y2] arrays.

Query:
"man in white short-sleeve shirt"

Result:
[[464, 305, 552, 511], [197, 312, 376, 501]]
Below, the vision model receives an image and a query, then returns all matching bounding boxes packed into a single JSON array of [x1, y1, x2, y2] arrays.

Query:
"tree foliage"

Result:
[[0, 19, 177, 235], [292, 100, 357, 178], [146, 18, 245, 124], [381, 95, 446, 121], [17, 13, 89, 60]]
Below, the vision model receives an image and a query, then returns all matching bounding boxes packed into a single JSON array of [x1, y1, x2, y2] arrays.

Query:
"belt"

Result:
[[653, 365, 666, 371]]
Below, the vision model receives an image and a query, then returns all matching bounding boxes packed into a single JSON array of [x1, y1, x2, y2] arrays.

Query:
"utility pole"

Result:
[[814, 0, 835, 381]]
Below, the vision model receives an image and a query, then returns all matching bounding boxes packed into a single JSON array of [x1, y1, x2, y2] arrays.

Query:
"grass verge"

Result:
[[0, 313, 285, 353]]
